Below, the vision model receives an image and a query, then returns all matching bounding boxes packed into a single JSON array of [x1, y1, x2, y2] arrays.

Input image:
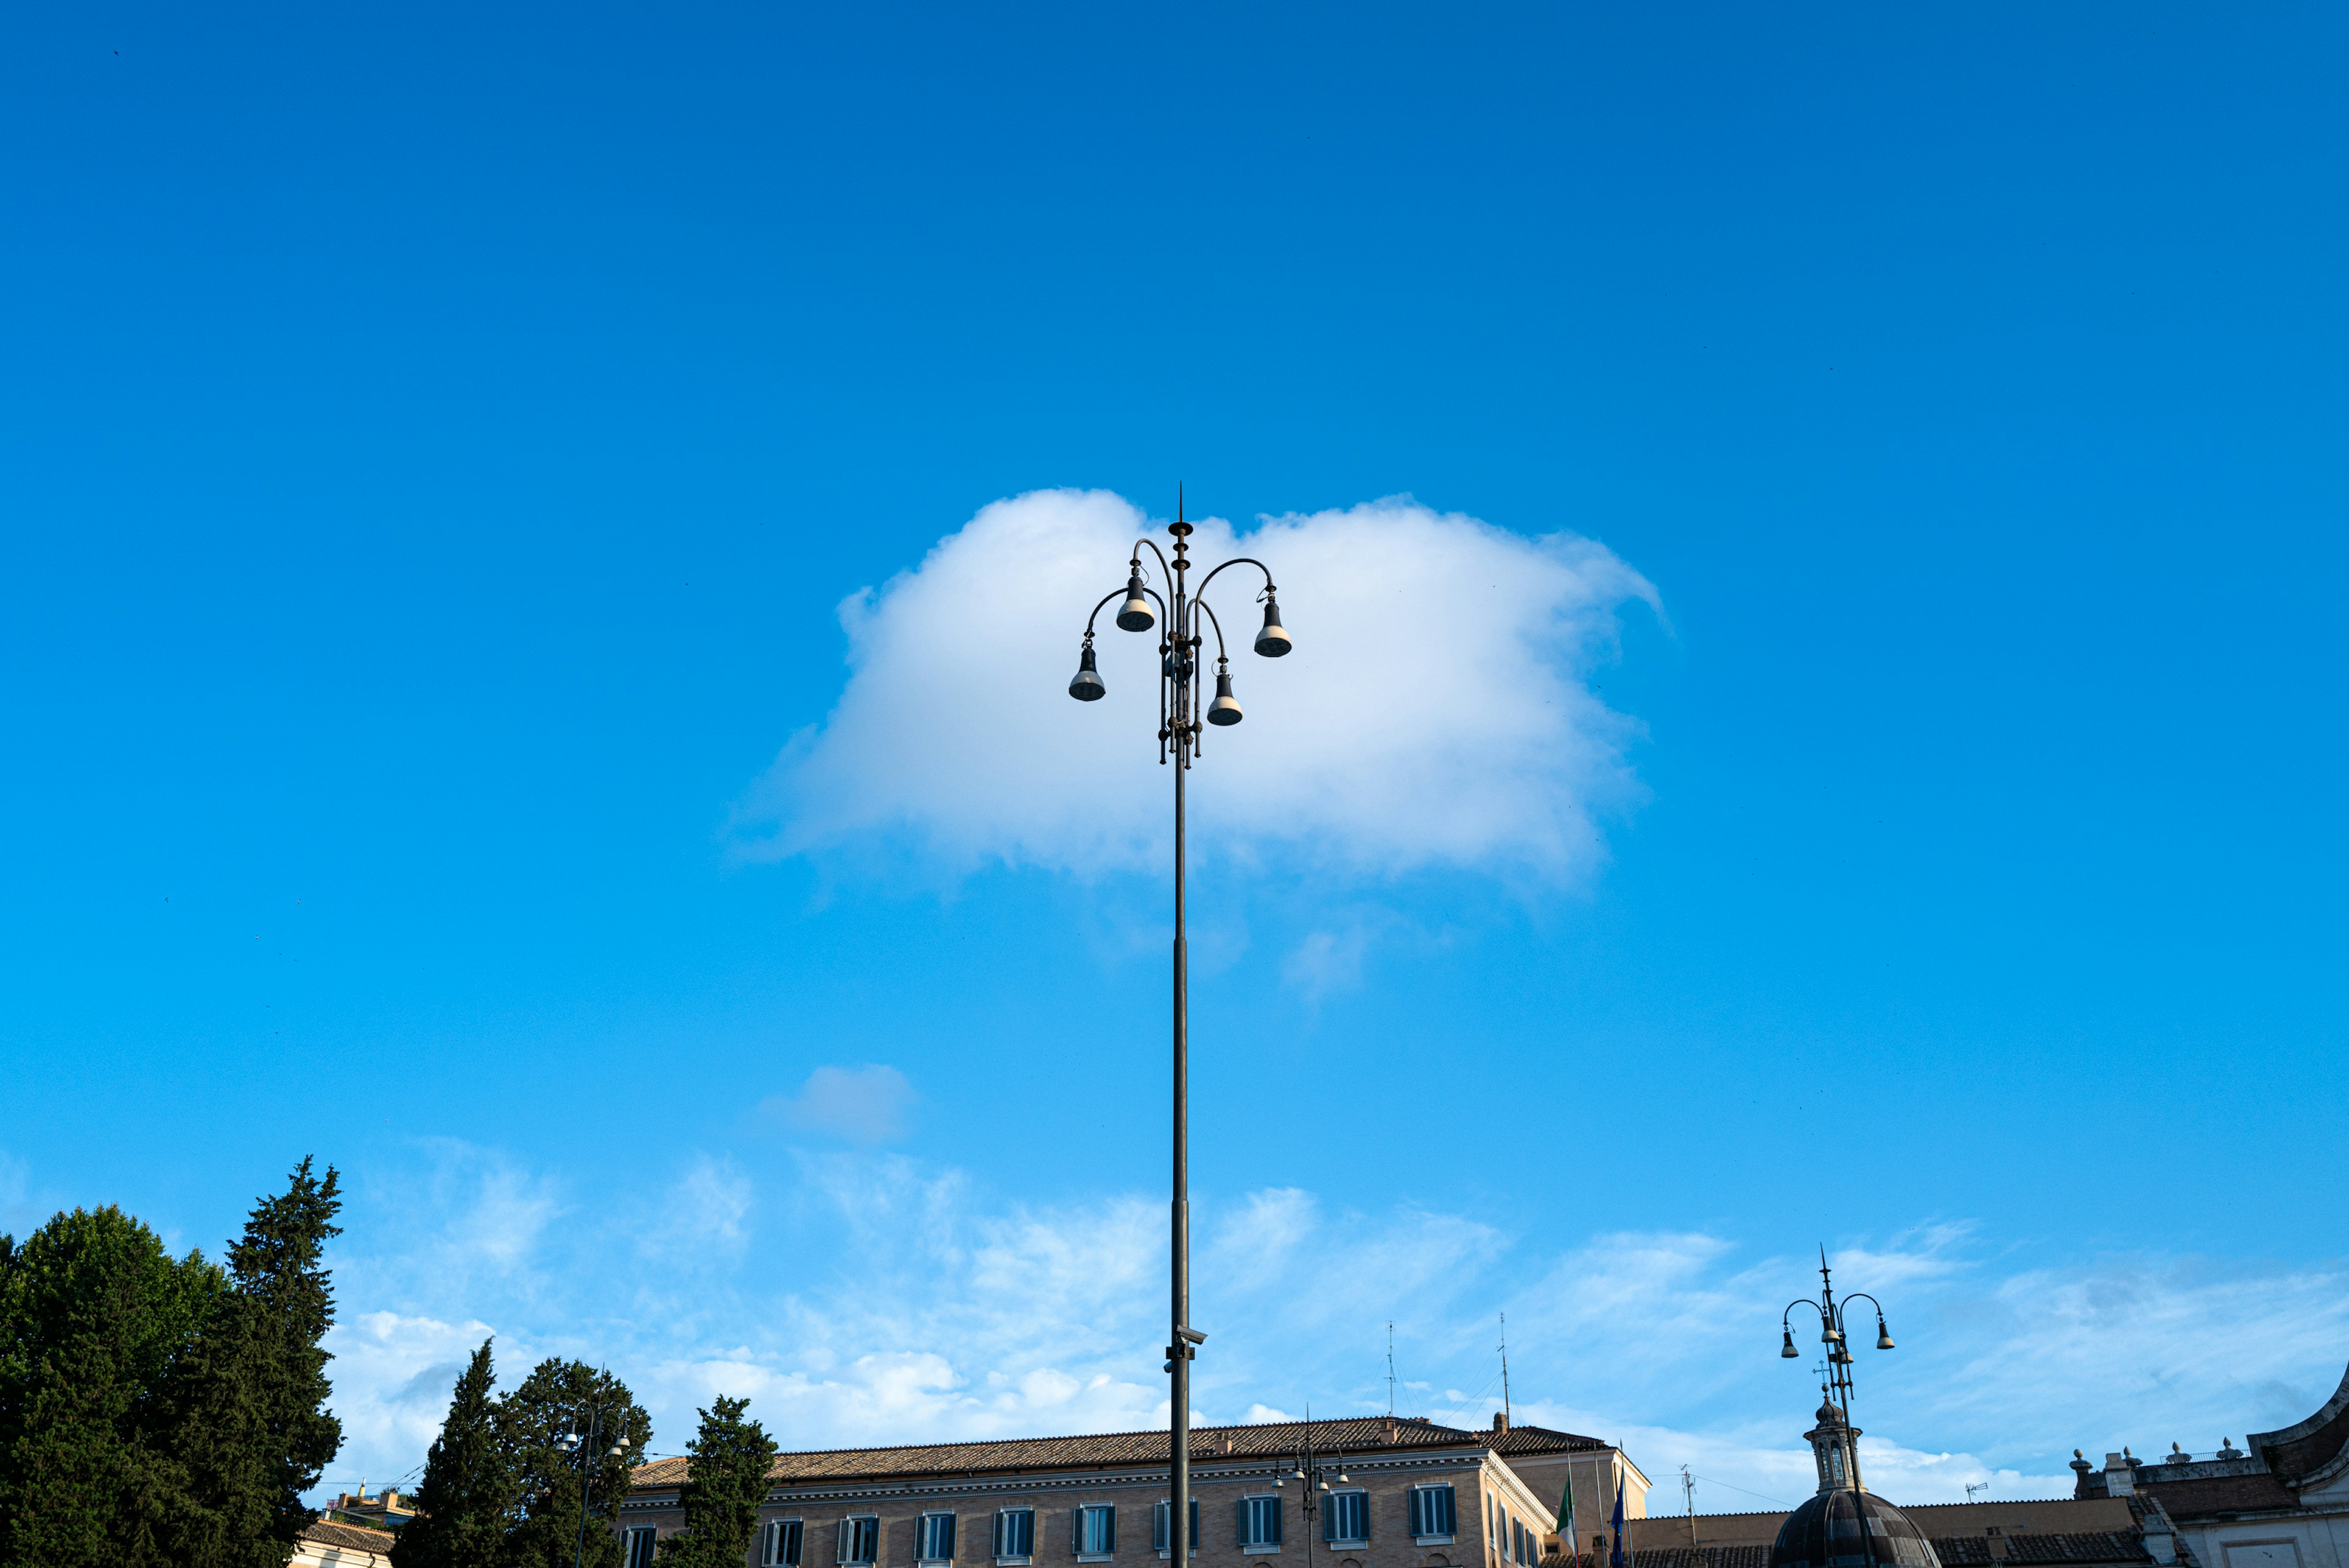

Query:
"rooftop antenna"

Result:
[[1387, 1323, 1397, 1417], [1682, 1466, 1698, 1547], [1499, 1312, 1513, 1427]]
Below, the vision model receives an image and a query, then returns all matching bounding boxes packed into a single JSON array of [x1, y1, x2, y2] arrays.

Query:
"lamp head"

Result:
[[1116, 570, 1156, 633], [1207, 667, 1243, 726], [1780, 1328, 1799, 1359], [1875, 1319, 1895, 1351], [1253, 596, 1293, 657], [1068, 641, 1105, 701]]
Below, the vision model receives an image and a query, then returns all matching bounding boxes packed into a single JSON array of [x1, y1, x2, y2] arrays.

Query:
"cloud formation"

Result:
[[735, 490, 1660, 884], [763, 1065, 916, 1144], [315, 1132, 2349, 1512]]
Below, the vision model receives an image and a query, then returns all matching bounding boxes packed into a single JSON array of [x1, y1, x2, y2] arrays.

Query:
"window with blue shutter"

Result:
[[920, 1514, 957, 1563], [626, 1529, 658, 1568], [1410, 1486, 1457, 1540], [1239, 1496, 1283, 1553], [841, 1517, 880, 1566], [1324, 1493, 1368, 1545], [1152, 1500, 1201, 1554], [1073, 1506, 1115, 1557], [996, 1509, 1036, 1562], [768, 1520, 806, 1567]]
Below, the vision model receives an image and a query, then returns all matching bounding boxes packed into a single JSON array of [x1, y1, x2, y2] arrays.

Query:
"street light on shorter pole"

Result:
[[1779, 1249, 1896, 1492], [560, 1401, 634, 1568]]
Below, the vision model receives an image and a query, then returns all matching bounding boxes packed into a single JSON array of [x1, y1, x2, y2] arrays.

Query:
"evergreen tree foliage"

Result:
[[497, 1359, 649, 1568], [0, 1206, 222, 1568], [152, 1157, 346, 1568], [656, 1395, 777, 1568], [393, 1337, 511, 1568]]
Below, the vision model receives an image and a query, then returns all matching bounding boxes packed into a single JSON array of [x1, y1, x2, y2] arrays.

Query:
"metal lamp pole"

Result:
[[1067, 492, 1294, 1568], [560, 1402, 634, 1568], [1778, 1247, 1898, 1468]]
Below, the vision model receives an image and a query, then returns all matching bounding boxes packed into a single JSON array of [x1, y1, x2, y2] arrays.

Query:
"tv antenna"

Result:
[[1499, 1312, 1513, 1426], [1386, 1323, 1397, 1417], [1966, 1483, 1990, 1503]]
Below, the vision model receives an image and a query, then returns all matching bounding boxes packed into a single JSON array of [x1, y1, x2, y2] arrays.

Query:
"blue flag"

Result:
[[1609, 1474, 1626, 1568]]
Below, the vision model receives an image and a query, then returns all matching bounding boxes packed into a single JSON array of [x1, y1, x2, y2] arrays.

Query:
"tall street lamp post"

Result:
[[1067, 493, 1294, 1568]]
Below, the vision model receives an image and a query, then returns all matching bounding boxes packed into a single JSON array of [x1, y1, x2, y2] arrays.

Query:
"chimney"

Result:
[[2103, 1453, 2136, 1498], [2139, 1493, 2181, 1565], [1494, 1413, 1510, 1433]]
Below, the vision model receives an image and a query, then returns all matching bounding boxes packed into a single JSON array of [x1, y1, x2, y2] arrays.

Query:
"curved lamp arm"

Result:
[[1133, 538, 1174, 585], [1193, 596, 1230, 662], [1839, 1293, 1894, 1348], [1193, 556, 1276, 605], [1082, 589, 1122, 638]]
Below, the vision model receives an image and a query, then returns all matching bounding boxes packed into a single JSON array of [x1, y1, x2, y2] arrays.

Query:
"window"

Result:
[[840, 1516, 881, 1566], [1410, 1485, 1458, 1542], [1153, 1499, 1202, 1556], [1074, 1506, 1116, 1559], [767, 1520, 806, 1567], [996, 1509, 1037, 1564], [1324, 1492, 1368, 1547], [625, 1529, 659, 1568], [1239, 1496, 1284, 1554], [1515, 1522, 1530, 1564], [921, 1514, 958, 1564]]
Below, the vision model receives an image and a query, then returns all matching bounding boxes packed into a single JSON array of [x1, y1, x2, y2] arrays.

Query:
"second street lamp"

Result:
[[1066, 492, 1293, 1568]]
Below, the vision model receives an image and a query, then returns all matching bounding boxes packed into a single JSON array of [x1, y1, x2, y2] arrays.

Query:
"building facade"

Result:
[[621, 1416, 1647, 1568], [2071, 1360, 2349, 1568]]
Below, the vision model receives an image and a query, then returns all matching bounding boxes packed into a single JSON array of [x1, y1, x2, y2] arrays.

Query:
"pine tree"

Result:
[[656, 1396, 777, 1568], [393, 1338, 511, 1568], [497, 1359, 650, 1568], [153, 1157, 346, 1568], [0, 1207, 222, 1567]]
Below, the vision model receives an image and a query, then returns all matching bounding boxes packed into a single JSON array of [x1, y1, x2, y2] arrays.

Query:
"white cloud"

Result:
[[320, 1140, 2349, 1519], [764, 1065, 916, 1144], [732, 489, 1659, 885]]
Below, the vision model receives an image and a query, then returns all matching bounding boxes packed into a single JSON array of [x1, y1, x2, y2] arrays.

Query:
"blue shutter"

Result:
[[1105, 1509, 1116, 1554], [1190, 1501, 1200, 1553]]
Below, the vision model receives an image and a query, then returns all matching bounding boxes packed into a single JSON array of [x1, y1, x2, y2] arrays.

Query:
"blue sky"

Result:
[[3, 0, 2345, 1513]]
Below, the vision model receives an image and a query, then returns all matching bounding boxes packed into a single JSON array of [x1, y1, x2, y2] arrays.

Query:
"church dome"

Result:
[[1768, 1488, 1940, 1568]]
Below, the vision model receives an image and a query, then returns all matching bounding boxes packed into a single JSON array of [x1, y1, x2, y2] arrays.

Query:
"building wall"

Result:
[[1624, 1498, 2138, 1553], [2173, 1510, 2349, 1568], [1503, 1451, 1650, 1542], [622, 1446, 1565, 1568]]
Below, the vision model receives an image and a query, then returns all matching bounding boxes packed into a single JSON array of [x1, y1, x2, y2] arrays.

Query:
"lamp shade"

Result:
[[1780, 1329, 1799, 1359], [1206, 669, 1243, 726], [1253, 598, 1293, 656], [1875, 1320, 1895, 1351], [1116, 571, 1156, 632], [1068, 643, 1106, 701]]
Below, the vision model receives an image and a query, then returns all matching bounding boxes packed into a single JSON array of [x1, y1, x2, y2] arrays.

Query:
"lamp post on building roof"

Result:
[[1780, 1249, 1896, 1490], [1067, 489, 1294, 1568]]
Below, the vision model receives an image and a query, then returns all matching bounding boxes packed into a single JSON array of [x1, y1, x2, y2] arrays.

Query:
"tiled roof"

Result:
[[303, 1518, 398, 1552], [2002, 1534, 2153, 1565], [1489, 1424, 1611, 1456], [1619, 1545, 1773, 1568], [2137, 1476, 2302, 1517], [632, 1415, 1523, 1491]]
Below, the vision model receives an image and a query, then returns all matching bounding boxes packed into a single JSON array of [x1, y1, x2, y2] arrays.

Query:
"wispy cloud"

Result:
[[319, 1135, 2348, 1517], [762, 1065, 916, 1145], [730, 489, 1660, 886]]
